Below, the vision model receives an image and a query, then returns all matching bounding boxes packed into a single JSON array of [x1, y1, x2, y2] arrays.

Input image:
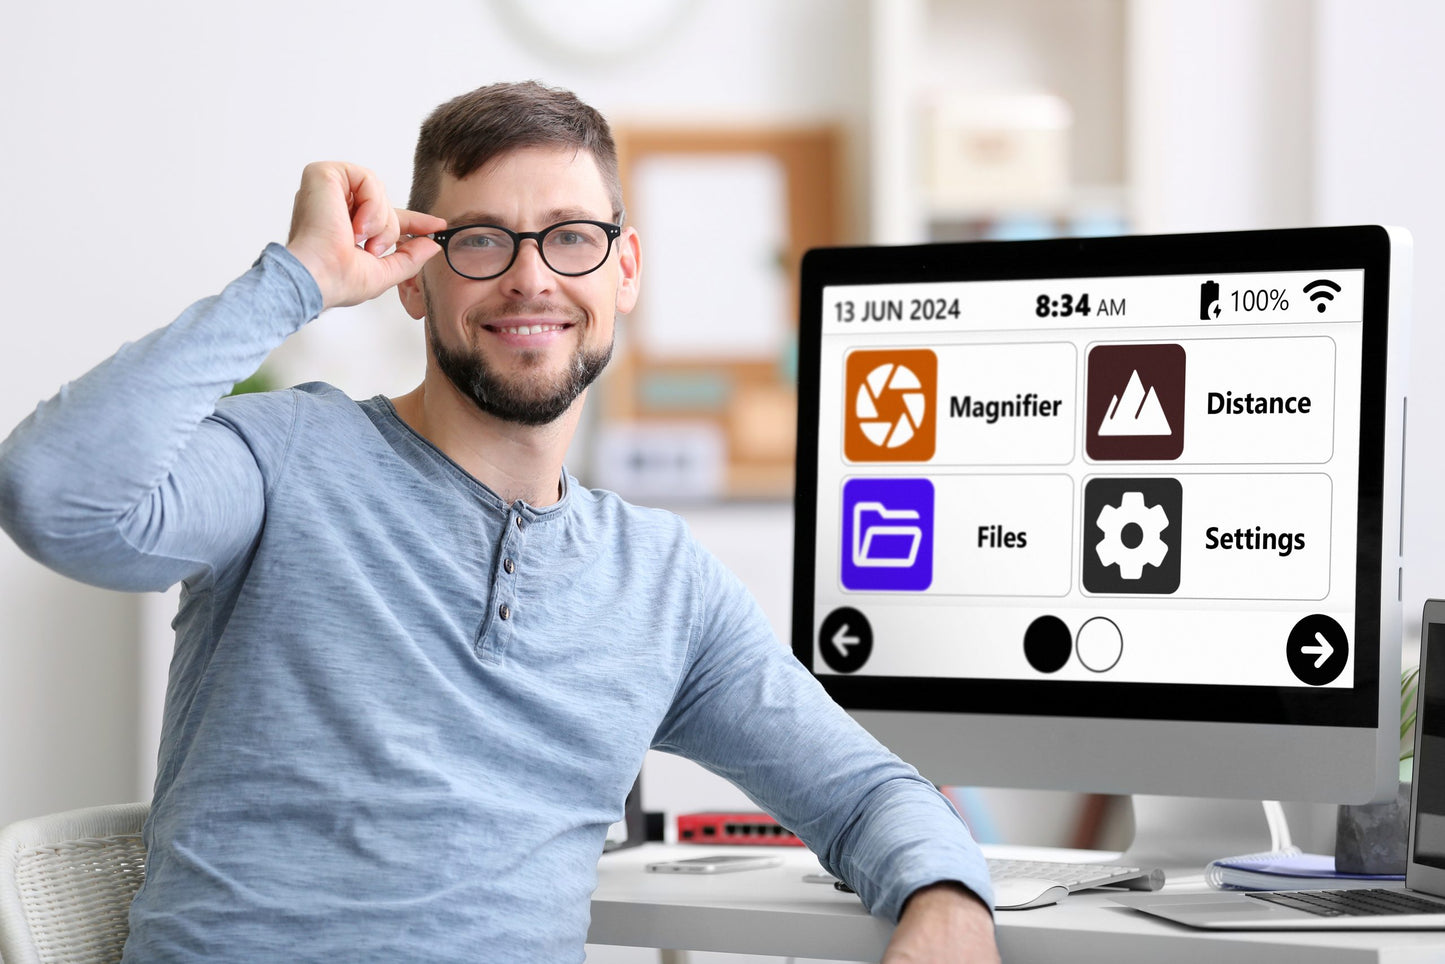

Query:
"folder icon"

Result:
[[852, 501, 923, 568]]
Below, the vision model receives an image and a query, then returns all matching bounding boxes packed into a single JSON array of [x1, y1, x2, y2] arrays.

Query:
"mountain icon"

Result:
[[1098, 369, 1172, 437], [1085, 343, 1185, 461]]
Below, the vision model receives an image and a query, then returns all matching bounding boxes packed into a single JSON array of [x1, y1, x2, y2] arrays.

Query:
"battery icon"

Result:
[[1199, 280, 1220, 321]]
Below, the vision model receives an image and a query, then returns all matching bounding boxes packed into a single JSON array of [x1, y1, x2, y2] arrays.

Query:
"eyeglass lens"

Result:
[[445, 222, 613, 279]]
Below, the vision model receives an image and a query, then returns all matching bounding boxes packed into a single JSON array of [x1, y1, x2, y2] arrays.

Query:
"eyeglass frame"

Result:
[[426, 219, 624, 281]]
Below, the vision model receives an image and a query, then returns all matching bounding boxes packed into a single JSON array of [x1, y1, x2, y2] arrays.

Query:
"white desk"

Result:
[[590, 844, 1445, 963]]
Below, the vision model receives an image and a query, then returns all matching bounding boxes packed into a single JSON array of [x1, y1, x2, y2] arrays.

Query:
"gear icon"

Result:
[[1094, 491, 1170, 580]]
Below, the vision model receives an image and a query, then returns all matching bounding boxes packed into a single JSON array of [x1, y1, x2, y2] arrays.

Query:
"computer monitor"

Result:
[[791, 226, 1410, 805]]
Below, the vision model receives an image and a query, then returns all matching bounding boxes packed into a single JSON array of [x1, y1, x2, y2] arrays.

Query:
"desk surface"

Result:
[[590, 844, 1445, 963]]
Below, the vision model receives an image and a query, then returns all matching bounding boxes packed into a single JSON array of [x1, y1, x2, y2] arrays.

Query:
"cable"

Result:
[[1262, 799, 1294, 853]]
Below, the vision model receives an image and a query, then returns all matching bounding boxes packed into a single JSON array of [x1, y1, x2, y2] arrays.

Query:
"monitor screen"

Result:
[[792, 226, 1410, 804]]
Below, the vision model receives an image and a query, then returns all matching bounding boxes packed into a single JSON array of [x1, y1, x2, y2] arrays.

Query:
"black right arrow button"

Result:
[[1286, 614, 1349, 686]]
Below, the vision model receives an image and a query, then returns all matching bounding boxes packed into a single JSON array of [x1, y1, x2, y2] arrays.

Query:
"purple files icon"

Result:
[[841, 478, 935, 591]]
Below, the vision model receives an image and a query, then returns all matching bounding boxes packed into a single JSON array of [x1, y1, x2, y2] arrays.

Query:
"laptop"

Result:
[[1112, 597, 1445, 930]]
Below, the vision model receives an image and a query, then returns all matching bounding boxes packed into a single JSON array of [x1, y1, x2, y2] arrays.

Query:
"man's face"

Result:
[[399, 146, 640, 425]]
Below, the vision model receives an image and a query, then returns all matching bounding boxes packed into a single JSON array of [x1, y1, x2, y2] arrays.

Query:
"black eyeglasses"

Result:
[[428, 220, 622, 281]]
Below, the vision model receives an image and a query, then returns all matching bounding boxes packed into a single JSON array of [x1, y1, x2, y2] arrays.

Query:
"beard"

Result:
[[425, 297, 614, 426]]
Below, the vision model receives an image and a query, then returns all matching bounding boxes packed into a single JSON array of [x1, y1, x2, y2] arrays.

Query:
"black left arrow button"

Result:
[[819, 607, 873, 674]]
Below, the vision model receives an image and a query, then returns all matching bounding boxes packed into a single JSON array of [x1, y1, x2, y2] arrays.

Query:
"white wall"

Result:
[[1127, 0, 1315, 233]]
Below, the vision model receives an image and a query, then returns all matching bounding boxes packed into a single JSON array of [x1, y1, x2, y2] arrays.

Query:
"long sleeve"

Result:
[[651, 543, 994, 921], [0, 244, 322, 591]]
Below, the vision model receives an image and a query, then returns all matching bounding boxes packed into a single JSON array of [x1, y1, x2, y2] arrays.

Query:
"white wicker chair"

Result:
[[0, 803, 149, 964]]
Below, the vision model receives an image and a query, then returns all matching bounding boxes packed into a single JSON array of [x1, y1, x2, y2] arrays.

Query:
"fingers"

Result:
[[361, 215, 395, 256], [374, 235, 443, 287], [344, 165, 398, 254], [398, 208, 448, 238], [364, 211, 445, 289], [346, 169, 446, 255], [287, 161, 450, 309]]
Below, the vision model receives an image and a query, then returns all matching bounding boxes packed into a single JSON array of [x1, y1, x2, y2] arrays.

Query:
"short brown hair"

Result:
[[409, 81, 623, 222]]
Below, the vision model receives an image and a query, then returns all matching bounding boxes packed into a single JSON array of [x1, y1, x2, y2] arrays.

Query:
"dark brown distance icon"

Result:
[[1086, 343, 1186, 461]]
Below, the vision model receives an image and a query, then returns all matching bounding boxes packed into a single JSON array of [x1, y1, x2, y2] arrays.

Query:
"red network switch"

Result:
[[676, 811, 804, 846]]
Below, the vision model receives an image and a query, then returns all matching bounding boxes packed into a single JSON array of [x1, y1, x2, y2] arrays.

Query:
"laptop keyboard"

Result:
[[1250, 888, 1445, 916]]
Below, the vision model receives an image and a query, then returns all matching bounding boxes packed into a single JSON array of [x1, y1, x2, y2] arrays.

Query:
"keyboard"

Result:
[[987, 857, 1165, 892], [1249, 887, 1445, 917]]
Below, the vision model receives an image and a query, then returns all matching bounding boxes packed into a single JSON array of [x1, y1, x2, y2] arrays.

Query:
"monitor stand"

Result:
[[1122, 795, 1282, 870]]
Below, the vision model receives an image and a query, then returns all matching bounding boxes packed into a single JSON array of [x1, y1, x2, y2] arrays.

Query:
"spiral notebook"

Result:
[[1204, 848, 1402, 891]]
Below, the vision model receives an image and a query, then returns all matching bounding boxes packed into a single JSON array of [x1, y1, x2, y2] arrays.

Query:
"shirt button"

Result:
[[499, 603, 511, 620], [503, 558, 516, 574]]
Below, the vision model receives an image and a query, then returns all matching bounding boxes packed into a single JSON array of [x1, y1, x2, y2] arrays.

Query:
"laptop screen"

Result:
[[1414, 620, 1445, 870]]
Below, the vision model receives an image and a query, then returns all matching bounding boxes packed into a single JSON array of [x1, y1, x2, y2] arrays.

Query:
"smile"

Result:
[[487, 323, 572, 335]]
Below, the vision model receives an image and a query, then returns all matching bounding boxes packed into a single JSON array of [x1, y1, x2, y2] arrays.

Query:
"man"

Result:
[[0, 82, 997, 962]]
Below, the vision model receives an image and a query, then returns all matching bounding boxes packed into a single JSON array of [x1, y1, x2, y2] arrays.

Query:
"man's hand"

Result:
[[285, 161, 447, 310], [881, 882, 1000, 964]]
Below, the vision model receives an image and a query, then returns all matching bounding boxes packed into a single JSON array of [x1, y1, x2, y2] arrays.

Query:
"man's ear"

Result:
[[614, 226, 641, 315], [398, 271, 428, 320]]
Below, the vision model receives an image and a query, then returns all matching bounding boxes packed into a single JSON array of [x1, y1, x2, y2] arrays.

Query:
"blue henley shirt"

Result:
[[0, 245, 991, 961]]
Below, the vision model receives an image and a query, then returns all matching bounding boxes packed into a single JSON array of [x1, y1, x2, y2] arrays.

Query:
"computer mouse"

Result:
[[992, 877, 1070, 910]]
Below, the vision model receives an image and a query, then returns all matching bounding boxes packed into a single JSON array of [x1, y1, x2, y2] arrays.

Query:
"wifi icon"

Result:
[[1304, 279, 1341, 313]]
